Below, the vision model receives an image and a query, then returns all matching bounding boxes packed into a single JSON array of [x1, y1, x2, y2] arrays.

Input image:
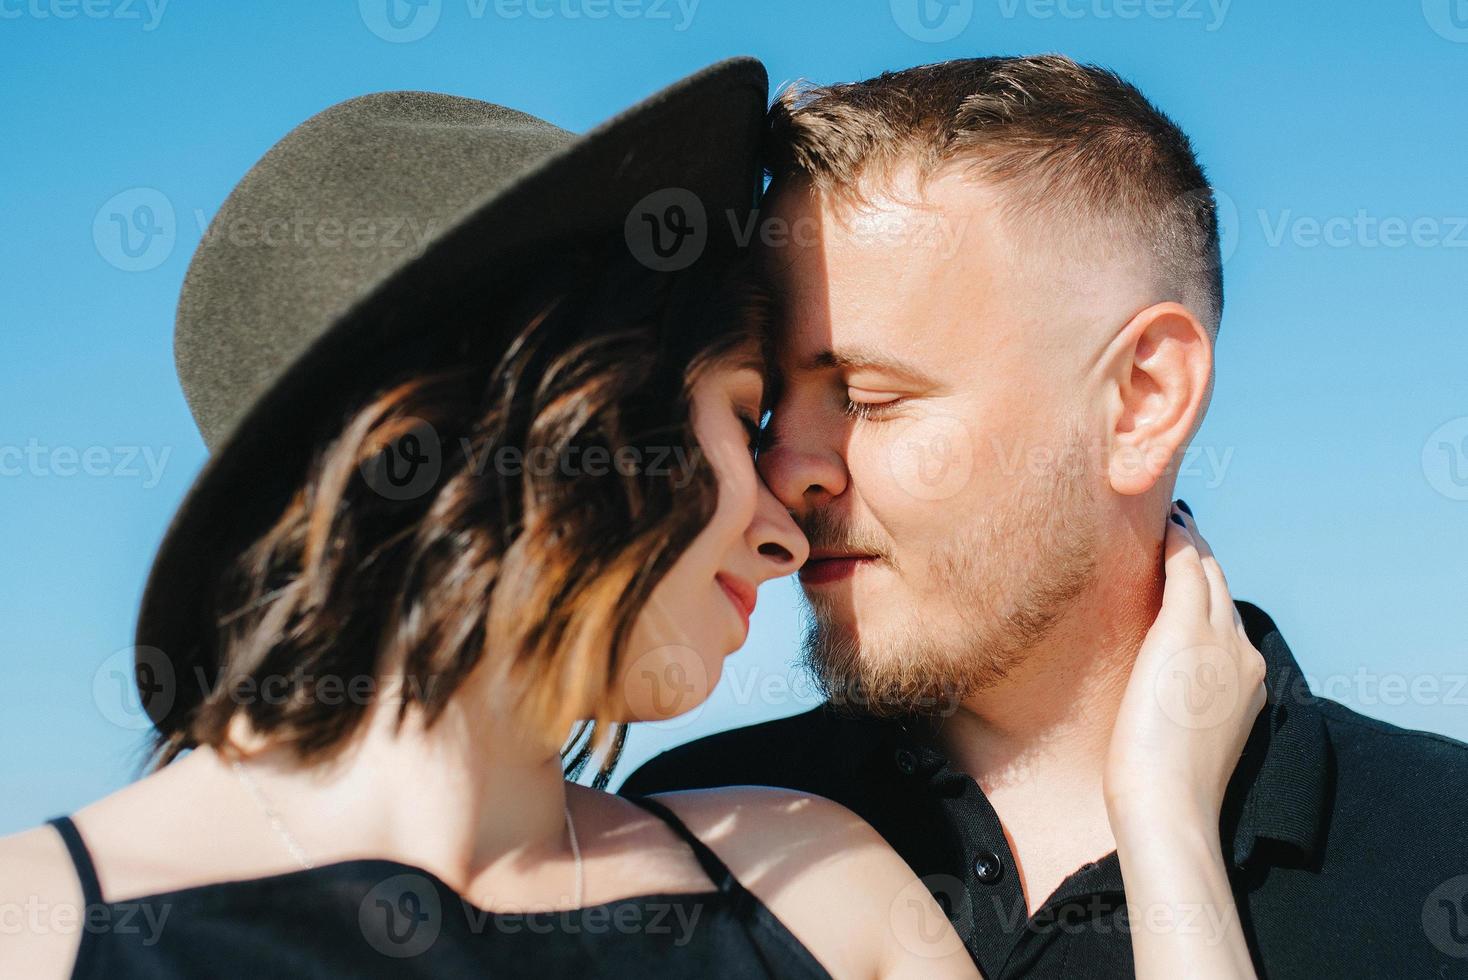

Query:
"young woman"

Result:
[[0, 63, 1265, 979]]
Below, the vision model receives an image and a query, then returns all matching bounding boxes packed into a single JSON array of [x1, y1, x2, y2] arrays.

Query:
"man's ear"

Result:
[[1103, 302, 1213, 495]]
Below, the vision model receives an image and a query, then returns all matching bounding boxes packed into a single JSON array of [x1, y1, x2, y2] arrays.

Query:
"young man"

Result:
[[622, 56, 1468, 978]]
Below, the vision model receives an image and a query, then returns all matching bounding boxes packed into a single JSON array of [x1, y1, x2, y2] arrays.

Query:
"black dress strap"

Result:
[[625, 794, 737, 894], [46, 815, 105, 908]]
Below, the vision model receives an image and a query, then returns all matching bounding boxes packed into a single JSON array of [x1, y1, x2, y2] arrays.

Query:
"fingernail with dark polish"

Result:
[[1170, 514, 1187, 528], [1175, 499, 1193, 517]]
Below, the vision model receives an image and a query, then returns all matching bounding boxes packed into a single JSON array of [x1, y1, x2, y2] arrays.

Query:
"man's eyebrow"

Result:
[[800, 346, 942, 387]]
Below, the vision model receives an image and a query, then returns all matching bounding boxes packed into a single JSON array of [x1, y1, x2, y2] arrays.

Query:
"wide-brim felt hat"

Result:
[[133, 57, 770, 734]]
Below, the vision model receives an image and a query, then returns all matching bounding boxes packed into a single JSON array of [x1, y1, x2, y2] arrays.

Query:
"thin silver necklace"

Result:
[[230, 757, 314, 869], [229, 757, 584, 907]]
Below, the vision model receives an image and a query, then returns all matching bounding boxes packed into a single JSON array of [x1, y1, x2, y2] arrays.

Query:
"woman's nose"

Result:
[[747, 481, 809, 580]]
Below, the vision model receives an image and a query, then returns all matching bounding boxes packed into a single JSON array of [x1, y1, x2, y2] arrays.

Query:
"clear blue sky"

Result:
[[3, 0, 1466, 834]]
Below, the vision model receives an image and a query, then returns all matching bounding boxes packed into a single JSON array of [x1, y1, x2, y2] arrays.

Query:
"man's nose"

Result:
[[756, 427, 849, 519]]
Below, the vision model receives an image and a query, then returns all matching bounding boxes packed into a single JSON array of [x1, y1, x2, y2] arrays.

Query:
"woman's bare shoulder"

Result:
[[644, 786, 883, 864], [0, 823, 81, 890], [642, 785, 919, 902], [0, 824, 86, 980], [644, 786, 977, 979]]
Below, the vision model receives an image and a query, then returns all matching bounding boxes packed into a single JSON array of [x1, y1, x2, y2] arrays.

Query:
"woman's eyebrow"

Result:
[[730, 348, 768, 375]]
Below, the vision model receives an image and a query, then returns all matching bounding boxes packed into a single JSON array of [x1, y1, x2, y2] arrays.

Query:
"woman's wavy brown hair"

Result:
[[148, 236, 768, 788]]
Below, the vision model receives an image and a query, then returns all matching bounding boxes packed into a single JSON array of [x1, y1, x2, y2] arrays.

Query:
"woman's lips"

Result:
[[716, 573, 756, 632], [798, 556, 877, 585]]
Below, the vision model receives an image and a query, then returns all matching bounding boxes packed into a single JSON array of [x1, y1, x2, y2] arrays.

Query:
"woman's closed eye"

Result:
[[739, 412, 763, 456]]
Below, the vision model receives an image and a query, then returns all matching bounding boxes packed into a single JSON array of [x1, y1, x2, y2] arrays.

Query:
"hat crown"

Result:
[[174, 91, 574, 449]]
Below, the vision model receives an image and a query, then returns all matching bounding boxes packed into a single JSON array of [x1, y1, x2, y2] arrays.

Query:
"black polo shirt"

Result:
[[620, 601, 1468, 978]]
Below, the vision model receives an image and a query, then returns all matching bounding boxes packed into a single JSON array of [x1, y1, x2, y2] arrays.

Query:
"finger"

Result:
[[1174, 502, 1233, 630], [1161, 509, 1210, 619], [1249, 668, 1269, 717]]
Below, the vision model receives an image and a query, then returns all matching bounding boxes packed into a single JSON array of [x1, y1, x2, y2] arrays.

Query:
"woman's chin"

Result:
[[611, 645, 725, 724]]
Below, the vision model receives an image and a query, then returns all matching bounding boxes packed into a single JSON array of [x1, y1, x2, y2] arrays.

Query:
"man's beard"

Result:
[[799, 431, 1099, 718]]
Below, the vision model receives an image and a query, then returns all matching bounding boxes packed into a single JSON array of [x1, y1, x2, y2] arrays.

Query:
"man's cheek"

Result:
[[877, 413, 977, 503]]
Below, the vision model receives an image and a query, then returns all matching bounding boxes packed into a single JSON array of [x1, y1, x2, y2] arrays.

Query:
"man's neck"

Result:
[[941, 546, 1162, 779], [936, 548, 1163, 913]]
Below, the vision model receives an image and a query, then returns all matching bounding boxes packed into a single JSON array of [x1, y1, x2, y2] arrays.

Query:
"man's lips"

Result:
[[716, 573, 757, 630], [798, 553, 879, 586]]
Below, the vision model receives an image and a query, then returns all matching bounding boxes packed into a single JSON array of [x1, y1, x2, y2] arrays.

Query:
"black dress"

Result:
[[46, 794, 832, 979]]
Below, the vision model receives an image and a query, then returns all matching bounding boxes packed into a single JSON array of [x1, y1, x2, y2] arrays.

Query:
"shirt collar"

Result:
[[1224, 600, 1331, 868], [873, 600, 1333, 870]]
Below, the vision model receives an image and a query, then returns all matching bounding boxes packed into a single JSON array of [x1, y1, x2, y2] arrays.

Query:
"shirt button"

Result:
[[894, 748, 917, 775], [973, 850, 1004, 884]]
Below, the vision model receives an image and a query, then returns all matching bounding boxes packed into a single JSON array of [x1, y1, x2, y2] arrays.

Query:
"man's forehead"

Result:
[[765, 162, 1004, 230], [761, 244, 970, 368], [761, 170, 1012, 294], [763, 272, 962, 386]]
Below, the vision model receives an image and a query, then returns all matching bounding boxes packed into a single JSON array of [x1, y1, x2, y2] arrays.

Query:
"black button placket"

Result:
[[891, 731, 1029, 980]]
